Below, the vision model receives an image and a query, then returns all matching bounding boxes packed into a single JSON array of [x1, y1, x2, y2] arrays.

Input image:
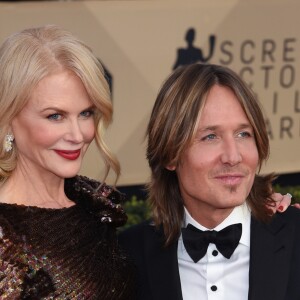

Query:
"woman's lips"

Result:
[[54, 149, 81, 160]]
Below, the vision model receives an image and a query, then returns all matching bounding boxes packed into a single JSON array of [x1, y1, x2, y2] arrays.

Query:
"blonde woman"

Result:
[[0, 25, 135, 299]]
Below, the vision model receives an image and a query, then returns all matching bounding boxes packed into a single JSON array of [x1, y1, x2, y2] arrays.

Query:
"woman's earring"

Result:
[[4, 134, 14, 152]]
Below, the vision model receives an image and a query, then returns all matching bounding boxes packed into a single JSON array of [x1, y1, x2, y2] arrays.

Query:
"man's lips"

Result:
[[214, 174, 245, 185], [54, 149, 81, 160]]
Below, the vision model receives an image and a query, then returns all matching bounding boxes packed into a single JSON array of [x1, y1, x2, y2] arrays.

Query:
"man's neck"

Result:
[[184, 204, 235, 229], [183, 203, 250, 231]]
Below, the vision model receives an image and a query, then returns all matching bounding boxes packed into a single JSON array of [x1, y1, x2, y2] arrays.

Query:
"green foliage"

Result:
[[120, 195, 151, 230], [273, 185, 300, 204], [119, 185, 300, 231]]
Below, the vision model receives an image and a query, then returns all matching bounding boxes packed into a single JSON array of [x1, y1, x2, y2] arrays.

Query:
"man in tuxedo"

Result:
[[119, 63, 300, 300]]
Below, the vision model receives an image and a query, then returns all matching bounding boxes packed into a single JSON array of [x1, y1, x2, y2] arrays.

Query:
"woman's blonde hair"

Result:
[[0, 25, 119, 184]]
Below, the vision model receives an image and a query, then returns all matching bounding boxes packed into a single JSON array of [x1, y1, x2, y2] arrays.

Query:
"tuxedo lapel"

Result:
[[145, 225, 183, 300], [248, 215, 294, 300]]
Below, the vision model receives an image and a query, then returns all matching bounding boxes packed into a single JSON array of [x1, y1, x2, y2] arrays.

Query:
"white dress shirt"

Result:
[[178, 203, 251, 300]]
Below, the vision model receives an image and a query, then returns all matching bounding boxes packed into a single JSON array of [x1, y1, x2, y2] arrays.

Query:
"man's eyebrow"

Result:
[[197, 123, 252, 132], [237, 123, 253, 130], [197, 125, 219, 132]]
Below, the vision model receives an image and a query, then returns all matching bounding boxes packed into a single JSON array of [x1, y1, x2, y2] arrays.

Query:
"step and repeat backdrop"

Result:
[[0, 0, 299, 185]]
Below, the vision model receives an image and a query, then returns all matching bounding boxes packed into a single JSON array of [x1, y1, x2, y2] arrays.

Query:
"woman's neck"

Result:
[[0, 167, 74, 208]]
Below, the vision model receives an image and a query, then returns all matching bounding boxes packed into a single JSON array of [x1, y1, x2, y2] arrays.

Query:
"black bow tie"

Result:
[[182, 223, 242, 263]]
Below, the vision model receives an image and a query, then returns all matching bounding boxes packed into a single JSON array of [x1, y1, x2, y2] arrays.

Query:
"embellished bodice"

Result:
[[0, 176, 136, 299]]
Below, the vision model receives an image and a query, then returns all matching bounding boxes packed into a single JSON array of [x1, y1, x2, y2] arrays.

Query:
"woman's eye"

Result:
[[80, 110, 94, 118], [47, 113, 62, 121]]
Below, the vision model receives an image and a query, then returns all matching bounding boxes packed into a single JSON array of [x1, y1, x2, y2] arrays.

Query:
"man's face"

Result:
[[168, 84, 259, 226]]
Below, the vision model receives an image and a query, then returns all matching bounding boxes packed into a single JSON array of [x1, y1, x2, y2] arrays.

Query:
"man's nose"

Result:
[[221, 138, 242, 166]]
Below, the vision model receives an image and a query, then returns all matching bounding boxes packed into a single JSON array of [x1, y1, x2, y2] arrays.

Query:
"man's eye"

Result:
[[202, 134, 216, 141], [238, 131, 252, 138]]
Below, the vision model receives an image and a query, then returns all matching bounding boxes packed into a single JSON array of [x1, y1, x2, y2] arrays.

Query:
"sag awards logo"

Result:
[[173, 27, 300, 142], [173, 28, 216, 70]]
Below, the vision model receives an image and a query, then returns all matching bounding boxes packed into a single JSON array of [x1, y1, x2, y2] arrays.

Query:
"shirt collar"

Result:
[[183, 203, 251, 247]]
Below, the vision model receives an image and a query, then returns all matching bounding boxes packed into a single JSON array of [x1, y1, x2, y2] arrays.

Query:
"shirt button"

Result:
[[211, 285, 218, 292], [212, 250, 218, 256]]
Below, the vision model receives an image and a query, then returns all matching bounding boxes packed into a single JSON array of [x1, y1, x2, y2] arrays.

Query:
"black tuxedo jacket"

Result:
[[119, 207, 300, 300]]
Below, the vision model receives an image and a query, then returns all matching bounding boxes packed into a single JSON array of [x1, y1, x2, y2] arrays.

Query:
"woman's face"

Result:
[[11, 69, 95, 179]]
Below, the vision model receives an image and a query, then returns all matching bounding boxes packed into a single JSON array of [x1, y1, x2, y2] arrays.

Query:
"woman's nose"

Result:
[[64, 120, 84, 144]]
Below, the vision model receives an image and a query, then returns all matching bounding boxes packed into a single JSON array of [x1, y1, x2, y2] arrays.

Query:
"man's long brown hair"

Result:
[[146, 63, 276, 246]]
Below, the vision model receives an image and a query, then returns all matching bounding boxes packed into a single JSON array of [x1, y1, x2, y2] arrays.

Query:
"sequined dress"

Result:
[[0, 176, 136, 299]]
